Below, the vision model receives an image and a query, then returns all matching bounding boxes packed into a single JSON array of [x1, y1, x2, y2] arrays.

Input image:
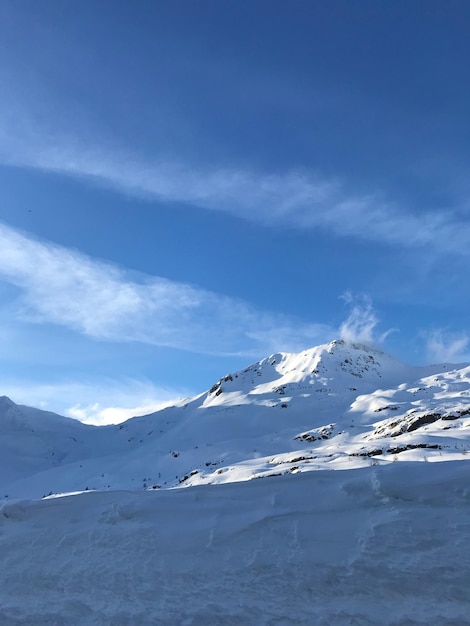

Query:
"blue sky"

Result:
[[0, 0, 469, 423]]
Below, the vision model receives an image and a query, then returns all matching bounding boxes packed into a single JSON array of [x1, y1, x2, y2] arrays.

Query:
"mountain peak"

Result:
[[0, 395, 15, 410], [327, 338, 381, 353], [202, 339, 403, 411], [1, 337, 469, 501]]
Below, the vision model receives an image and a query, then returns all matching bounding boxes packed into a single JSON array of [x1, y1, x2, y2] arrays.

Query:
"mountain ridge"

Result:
[[2, 339, 469, 500]]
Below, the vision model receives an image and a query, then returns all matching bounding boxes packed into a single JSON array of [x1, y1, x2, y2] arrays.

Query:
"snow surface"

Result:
[[1, 340, 469, 624]]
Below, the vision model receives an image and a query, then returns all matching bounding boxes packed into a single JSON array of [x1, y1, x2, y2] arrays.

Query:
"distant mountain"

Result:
[[1, 340, 469, 500], [0, 395, 95, 486]]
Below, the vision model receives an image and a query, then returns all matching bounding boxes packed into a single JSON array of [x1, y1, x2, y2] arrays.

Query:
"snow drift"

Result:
[[1, 340, 469, 624]]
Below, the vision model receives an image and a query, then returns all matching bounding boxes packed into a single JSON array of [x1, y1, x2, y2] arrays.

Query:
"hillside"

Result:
[[2, 340, 469, 500], [1, 340, 469, 624]]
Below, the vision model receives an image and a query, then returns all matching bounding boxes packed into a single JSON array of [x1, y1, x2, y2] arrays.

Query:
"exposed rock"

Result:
[[295, 424, 335, 442]]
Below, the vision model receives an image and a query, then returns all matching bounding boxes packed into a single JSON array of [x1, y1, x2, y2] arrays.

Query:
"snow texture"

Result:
[[1, 340, 469, 624]]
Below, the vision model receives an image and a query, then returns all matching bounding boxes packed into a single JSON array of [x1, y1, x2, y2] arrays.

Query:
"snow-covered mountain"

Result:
[[1, 340, 470, 625], [2, 339, 469, 499]]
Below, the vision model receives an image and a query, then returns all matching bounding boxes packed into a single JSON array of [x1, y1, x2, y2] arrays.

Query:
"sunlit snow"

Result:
[[1, 340, 469, 624]]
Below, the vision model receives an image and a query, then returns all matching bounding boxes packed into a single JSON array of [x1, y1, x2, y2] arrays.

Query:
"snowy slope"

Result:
[[0, 395, 98, 485], [1, 339, 469, 499], [1, 340, 470, 624], [1, 462, 470, 625]]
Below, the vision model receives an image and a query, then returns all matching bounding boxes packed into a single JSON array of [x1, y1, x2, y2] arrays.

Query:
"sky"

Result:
[[0, 0, 469, 424]]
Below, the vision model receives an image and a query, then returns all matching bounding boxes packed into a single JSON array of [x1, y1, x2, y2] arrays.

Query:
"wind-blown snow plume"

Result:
[[339, 293, 379, 344]]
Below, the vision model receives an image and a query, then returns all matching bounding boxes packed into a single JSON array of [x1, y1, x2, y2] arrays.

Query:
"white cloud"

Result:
[[0, 222, 333, 356], [66, 400, 178, 426], [425, 330, 470, 363], [0, 378, 189, 425], [1, 104, 469, 256]]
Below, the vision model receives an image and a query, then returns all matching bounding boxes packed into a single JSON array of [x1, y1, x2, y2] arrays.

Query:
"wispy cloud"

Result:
[[0, 222, 333, 356], [425, 329, 470, 363], [1, 106, 469, 256], [339, 292, 396, 346]]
